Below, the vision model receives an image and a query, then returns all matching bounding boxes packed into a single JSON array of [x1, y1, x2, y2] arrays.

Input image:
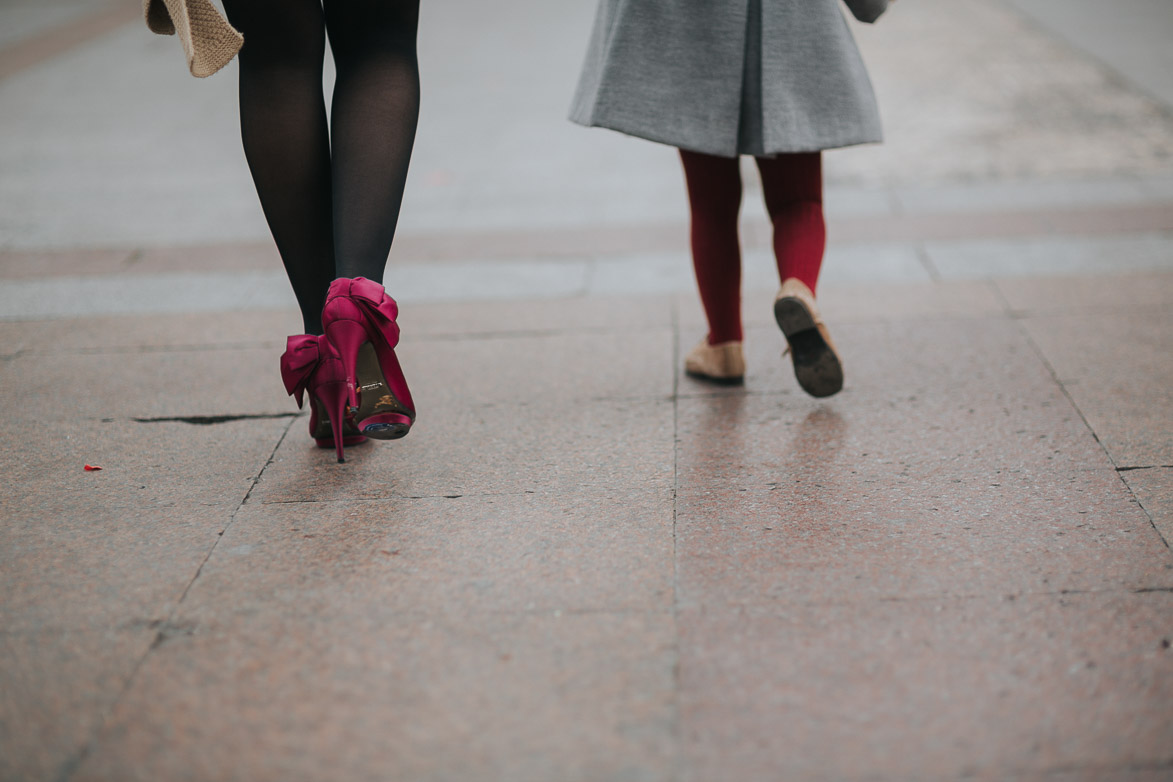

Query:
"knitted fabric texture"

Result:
[[144, 0, 243, 78]]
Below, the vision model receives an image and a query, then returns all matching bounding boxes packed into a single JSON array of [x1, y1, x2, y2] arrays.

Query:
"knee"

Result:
[[690, 196, 743, 230]]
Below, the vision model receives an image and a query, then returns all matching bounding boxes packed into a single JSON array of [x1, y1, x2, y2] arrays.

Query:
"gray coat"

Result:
[[570, 0, 887, 156]]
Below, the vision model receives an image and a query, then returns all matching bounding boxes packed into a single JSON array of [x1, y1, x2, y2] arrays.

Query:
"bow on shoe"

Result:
[[280, 334, 322, 408], [334, 277, 401, 349]]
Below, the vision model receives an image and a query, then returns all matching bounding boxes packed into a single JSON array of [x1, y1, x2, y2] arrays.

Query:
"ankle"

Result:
[[301, 316, 324, 336], [707, 329, 742, 346], [777, 273, 819, 297]]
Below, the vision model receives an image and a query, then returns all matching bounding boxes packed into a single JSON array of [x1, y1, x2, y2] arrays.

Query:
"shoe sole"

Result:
[[684, 369, 745, 386], [354, 342, 413, 440], [773, 296, 843, 398]]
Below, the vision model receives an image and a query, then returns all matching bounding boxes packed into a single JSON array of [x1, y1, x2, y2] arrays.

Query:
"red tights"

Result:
[[680, 149, 826, 345]]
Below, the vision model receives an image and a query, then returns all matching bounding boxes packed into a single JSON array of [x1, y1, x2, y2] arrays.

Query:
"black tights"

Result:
[[222, 0, 420, 334]]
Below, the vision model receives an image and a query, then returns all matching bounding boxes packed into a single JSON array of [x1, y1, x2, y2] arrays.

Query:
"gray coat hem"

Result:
[[569, 110, 883, 157]]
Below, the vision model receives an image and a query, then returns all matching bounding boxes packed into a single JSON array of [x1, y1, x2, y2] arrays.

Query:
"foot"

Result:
[[684, 339, 746, 384], [280, 334, 367, 462], [773, 279, 843, 398]]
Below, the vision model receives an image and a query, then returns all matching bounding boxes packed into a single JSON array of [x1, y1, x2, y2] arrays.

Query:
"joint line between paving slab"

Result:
[[1025, 758, 1173, 777], [668, 295, 684, 778], [990, 281, 1109, 450], [915, 243, 942, 282], [169, 413, 294, 601], [667, 588, 1173, 613], [990, 281, 1173, 553], [30, 342, 288, 356], [258, 489, 546, 504], [53, 416, 297, 782]]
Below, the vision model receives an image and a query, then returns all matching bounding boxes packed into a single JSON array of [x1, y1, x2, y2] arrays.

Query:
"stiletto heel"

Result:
[[322, 317, 369, 411], [280, 334, 367, 462], [310, 367, 350, 463], [321, 277, 416, 439]]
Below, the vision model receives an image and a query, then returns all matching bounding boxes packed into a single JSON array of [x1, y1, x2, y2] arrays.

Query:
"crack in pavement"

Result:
[[131, 413, 301, 425], [55, 417, 297, 782]]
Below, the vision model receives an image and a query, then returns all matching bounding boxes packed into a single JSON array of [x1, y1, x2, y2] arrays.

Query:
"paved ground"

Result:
[[1, 0, 1172, 780]]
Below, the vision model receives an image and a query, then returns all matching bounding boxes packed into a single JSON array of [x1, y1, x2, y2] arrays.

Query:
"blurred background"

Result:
[[2, 0, 1172, 281]]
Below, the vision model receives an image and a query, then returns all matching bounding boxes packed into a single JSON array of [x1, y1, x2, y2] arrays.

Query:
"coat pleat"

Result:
[[570, 0, 886, 156]]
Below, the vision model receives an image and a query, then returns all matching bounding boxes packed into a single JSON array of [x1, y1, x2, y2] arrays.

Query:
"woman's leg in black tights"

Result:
[[324, 0, 421, 282], [222, 0, 334, 334]]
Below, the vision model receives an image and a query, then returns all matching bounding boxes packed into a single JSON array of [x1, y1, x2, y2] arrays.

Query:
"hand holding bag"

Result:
[[143, 0, 243, 77]]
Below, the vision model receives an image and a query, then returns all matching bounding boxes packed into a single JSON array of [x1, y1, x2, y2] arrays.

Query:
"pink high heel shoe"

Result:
[[280, 334, 367, 462], [321, 277, 416, 439]]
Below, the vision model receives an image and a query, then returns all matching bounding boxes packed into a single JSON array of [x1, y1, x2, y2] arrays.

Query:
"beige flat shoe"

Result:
[[773, 279, 843, 398], [684, 339, 746, 384]]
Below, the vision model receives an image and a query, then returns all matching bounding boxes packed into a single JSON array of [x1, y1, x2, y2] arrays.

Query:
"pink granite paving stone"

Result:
[[1124, 467, 1173, 548], [180, 490, 675, 617], [128, 243, 282, 274], [0, 348, 291, 421], [675, 468, 1173, 608], [401, 293, 674, 338], [400, 327, 675, 409], [71, 609, 676, 782], [0, 248, 131, 279], [0, 628, 156, 782], [250, 395, 676, 501], [674, 279, 1007, 334], [0, 417, 284, 632], [994, 270, 1173, 316], [1020, 308, 1173, 468], [677, 593, 1173, 782], [3, 0, 1173, 779], [674, 317, 1112, 487], [0, 310, 300, 353]]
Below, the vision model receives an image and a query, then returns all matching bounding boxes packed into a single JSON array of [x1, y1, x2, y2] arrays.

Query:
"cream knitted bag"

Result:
[[144, 0, 243, 78]]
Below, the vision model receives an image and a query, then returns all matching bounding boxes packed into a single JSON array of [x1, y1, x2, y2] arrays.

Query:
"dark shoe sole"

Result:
[[313, 403, 366, 443], [684, 369, 745, 386], [774, 296, 843, 398], [354, 342, 414, 440], [363, 421, 411, 440]]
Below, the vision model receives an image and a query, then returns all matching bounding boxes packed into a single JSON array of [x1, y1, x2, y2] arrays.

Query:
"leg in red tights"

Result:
[[758, 152, 843, 397], [679, 149, 744, 345], [755, 152, 826, 293]]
